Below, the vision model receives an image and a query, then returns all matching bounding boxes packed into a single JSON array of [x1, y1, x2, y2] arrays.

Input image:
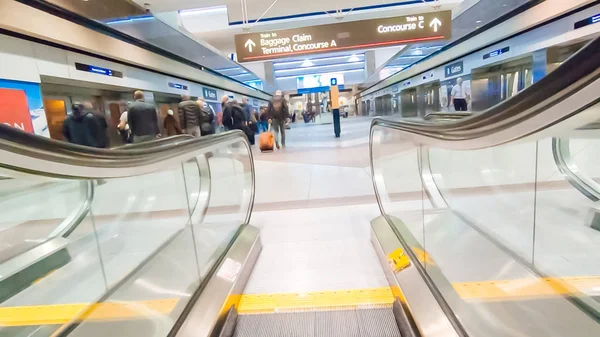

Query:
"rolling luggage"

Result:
[[259, 126, 274, 152]]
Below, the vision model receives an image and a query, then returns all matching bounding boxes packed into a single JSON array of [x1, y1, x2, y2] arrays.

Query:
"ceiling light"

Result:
[[348, 54, 360, 62], [301, 60, 314, 67], [180, 6, 227, 16], [274, 61, 364, 73], [476, 20, 481, 23]]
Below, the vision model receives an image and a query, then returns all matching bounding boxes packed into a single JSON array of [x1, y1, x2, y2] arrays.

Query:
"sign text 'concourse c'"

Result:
[[234, 11, 452, 63]]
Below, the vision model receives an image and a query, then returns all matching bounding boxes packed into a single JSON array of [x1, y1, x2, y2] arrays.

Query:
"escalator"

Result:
[[368, 35, 600, 337], [0, 125, 419, 337], [1, 4, 600, 337]]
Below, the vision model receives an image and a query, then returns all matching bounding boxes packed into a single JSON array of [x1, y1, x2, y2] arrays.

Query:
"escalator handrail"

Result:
[[370, 37, 600, 150], [112, 134, 195, 150], [0, 128, 250, 178], [552, 137, 600, 202], [423, 112, 472, 121]]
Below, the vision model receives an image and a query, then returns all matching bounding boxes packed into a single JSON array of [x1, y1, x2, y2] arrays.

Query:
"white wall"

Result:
[[0, 34, 264, 103]]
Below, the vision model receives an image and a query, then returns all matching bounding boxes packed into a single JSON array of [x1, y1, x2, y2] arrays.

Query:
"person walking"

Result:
[[197, 98, 215, 136], [178, 95, 202, 137], [267, 90, 289, 149], [258, 107, 269, 133], [163, 109, 182, 137], [62, 102, 104, 148], [240, 97, 252, 124], [221, 95, 233, 130], [83, 101, 109, 148], [450, 77, 469, 112], [128, 90, 161, 143]]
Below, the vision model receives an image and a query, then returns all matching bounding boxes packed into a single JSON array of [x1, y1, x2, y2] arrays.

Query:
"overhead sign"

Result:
[[75, 63, 123, 78], [168, 82, 188, 90], [202, 87, 218, 101], [234, 11, 452, 63], [483, 46, 510, 60], [574, 13, 600, 29], [445, 61, 463, 78]]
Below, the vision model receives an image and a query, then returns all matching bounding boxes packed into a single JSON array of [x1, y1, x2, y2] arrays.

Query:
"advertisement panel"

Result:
[[0, 79, 47, 137]]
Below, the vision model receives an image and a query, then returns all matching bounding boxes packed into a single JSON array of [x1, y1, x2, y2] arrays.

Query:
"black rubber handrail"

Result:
[[112, 134, 195, 150], [423, 112, 472, 121], [0, 125, 247, 172]]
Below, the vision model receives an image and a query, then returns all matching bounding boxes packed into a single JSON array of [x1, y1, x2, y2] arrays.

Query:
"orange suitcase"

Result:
[[259, 131, 274, 152]]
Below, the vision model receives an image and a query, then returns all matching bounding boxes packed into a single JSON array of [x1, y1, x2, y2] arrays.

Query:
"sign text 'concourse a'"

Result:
[[234, 10, 452, 62]]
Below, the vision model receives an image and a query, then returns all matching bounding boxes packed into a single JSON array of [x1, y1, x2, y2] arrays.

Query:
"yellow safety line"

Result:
[[454, 276, 600, 301], [0, 299, 179, 327], [237, 287, 396, 314], [2, 277, 600, 326]]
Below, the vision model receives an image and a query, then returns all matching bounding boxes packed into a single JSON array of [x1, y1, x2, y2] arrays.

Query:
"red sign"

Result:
[[0, 88, 34, 133]]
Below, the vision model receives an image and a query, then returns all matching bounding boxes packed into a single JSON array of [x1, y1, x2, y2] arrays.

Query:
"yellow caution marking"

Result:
[[387, 248, 410, 272], [412, 247, 435, 266], [0, 299, 179, 327], [454, 276, 599, 301], [237, 287, 395, 314]]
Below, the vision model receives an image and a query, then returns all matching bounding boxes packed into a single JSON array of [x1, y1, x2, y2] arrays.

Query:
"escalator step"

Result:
[[232, 308, 401, 337], [357, 308, 402, 337], [314, 310, 360, 337]]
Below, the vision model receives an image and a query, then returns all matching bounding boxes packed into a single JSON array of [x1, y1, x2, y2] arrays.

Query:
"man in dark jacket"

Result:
[[267, 90, 289, 149], [62, 102, 103, 148], [221, 95, 234, 130], [197, 98, 215, 136], [128, 91, 160, 143], [83, 101, 109, 148], [178, 95, 202, 137]]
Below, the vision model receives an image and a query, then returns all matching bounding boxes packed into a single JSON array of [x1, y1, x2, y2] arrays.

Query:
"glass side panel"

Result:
[[533, 135, 600, 314], [0, 135, 253, 337], [371, 126, 426, 263], [371, 126, 600, 336], [0, 174, 105, 337], [0, 178, 86, 263], [428, 142, 538, 264]]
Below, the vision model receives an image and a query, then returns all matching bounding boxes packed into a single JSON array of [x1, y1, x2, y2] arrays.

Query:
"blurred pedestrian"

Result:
[[163, 109, 182, 137], [62, 102, 104, 148], [178, 94, 202, 137], [128, 90, 161, 143], [267, 90, 289, 149]]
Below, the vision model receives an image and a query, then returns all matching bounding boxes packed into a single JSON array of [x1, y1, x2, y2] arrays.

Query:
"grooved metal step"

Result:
[[232, 308, 402, 337]]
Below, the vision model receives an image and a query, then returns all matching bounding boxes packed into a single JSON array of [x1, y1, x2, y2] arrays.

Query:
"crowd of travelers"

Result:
[[62, 89, 291, 150]]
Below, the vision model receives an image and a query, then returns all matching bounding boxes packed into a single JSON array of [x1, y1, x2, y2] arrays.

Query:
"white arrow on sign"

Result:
[[429, 18, 442, 32], [244, 39, 256, 52]]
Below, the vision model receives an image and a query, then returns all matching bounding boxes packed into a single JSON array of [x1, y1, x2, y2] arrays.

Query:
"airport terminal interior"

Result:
[[1, 0, 600, 336]]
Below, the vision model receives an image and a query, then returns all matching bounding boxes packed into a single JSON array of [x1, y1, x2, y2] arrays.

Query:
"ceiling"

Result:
[[135, 0, 453, 24], [360, 0, 533, 87], [45, 0, 146, 20], [37, 0, 274, 92], [181, 0, 463, 56]]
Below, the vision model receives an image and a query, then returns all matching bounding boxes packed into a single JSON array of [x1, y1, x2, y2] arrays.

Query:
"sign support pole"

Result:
[[330, 81, 341, 138]]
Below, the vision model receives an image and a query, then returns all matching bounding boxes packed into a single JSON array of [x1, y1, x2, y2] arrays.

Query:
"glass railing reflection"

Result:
[[0, 133, 254, 337], [370, 121, 600, 336]]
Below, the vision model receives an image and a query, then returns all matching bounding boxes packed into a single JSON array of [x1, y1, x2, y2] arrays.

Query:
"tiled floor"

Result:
[[244, 118, 390, 294]]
